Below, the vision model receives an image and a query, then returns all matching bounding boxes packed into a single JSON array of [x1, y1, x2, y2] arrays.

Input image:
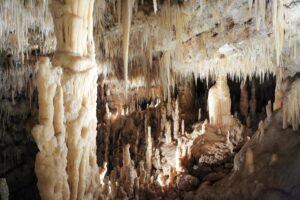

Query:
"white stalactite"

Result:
[[273, 0, 285, 66], [153, 0, 158, 14], [122, 0, 133, 100]]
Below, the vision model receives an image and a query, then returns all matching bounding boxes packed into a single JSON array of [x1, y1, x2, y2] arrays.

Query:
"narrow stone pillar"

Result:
[[32, 0, 100, 199]]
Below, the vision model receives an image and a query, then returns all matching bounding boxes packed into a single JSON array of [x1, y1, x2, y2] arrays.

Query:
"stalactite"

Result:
[[248, 0, 253, 15], [273, 0, 285, 66], [254, 0, 267, 30], [122, 0, 133, 100], [160, 51, 172, 101], [176, 138, 183, 172], [153, 0, 157, 14], [189, 37, 276, 82]]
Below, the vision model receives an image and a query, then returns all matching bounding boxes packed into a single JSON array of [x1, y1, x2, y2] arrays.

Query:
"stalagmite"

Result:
[[165, 121, 172, 144], [32, 57, 70, 200], [198, 108, 202, 121], [32, 0, 101, 199], [105, 103, 111, 163], [139, 161, 146, 186], [208, 76, 234, 127], [123, 144, 131, 167], [173, 99, 179, 139], [122, 0, 133, 100], [120, 144, 137, 198], [99, 162, 108, 185], [240, 80, 249, 118], [249, 80, 257, 116], [176, 138, 183, 172], [110, 170, 117, 200], [146, 126, 153, 174], [160, 106, 167, 139], [266, 100, 272, 121], [181, 120, 185, 136], [167, 166, 176, 186]]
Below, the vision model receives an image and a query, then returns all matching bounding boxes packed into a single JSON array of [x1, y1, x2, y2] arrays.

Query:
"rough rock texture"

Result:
[[32, 0, 101, 199], [192, 104, 300, 200]]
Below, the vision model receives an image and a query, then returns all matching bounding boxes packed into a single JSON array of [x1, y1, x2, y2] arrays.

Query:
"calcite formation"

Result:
[[32, 0, 101, 199], [282, 78, 300, 130], [208, 76, 234, 127]]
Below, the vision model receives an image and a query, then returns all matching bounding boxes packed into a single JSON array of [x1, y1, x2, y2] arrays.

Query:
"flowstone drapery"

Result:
[[32, 0, 101, 199]]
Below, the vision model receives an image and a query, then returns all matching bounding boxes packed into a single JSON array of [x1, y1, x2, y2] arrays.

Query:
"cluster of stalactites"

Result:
[[248, 0, 285, 66], [183, 36, 276, 84], [0, 0, 54, 57], [272, 0, 285, 66], [102, 0, 186, 93]]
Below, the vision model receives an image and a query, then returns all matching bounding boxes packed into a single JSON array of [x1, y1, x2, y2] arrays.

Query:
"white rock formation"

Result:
[[283, 78, 300, 130], [208, 76, 234, 127], [32, 0, 101, 199]]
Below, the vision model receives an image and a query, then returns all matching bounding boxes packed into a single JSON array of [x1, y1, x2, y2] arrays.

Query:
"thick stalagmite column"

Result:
[[32, 0, 101, 200], [208, 76, 233, 127]]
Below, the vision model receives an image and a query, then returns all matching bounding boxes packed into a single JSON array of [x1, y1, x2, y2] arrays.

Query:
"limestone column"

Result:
[[32, 0, 101, 199], [207, 76, 233, 126]]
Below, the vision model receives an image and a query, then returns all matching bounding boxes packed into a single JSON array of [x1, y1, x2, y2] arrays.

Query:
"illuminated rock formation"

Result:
[[208, 76, 234, 127], [283, 78, 300, 130], [32, 0, 101, 199]]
